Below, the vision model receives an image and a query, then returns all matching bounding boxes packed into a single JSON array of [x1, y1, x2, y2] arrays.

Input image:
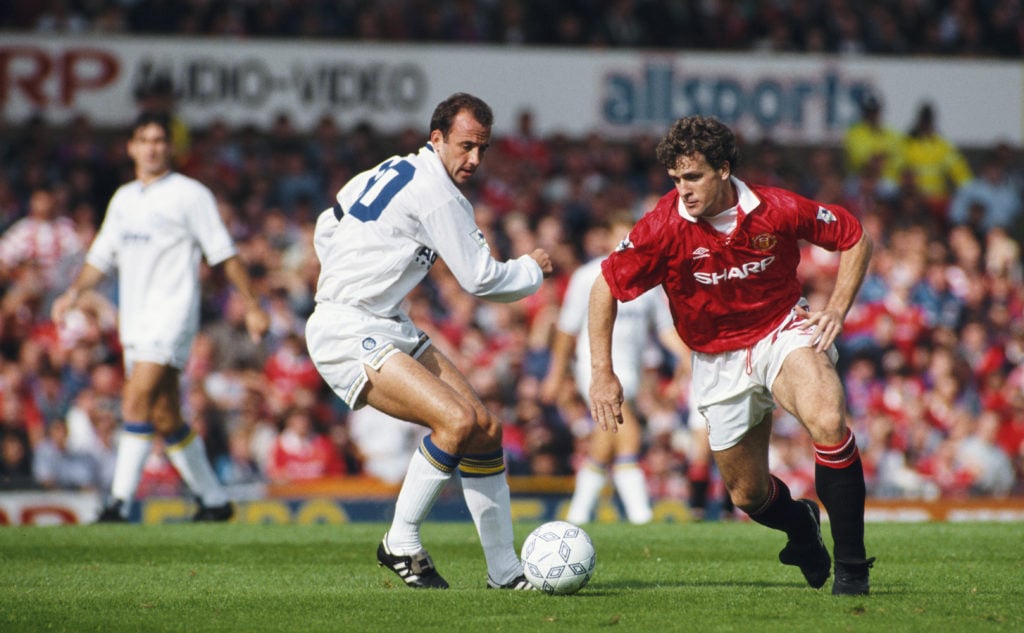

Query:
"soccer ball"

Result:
[[520, 520, 596, 595]]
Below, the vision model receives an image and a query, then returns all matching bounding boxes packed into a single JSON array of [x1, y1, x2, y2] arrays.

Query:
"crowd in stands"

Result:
[[4, 0, 1023, 58], [1, 3, 1023, 510], [2, 87, 1023, 507]]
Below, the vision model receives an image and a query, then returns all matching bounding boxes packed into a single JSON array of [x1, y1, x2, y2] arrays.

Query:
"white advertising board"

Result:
[[1, 35, 1021, 146]]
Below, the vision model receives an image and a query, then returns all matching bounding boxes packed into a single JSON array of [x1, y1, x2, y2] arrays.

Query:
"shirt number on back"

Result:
[[349, 159, 415, 222]]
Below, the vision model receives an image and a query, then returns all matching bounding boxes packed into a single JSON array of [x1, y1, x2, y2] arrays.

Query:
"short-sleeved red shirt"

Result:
[[602, 179, 863, 354]]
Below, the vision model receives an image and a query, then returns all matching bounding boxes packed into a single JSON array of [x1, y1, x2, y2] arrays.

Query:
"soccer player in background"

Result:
[[306, 93, 552, 590], [588, 116, 875, 595], [541, 211, 687, 525], [51, 111, 269, 522]]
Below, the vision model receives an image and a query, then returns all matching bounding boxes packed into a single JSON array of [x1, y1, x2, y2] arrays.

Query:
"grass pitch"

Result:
[[1, 521, 1022, 632]]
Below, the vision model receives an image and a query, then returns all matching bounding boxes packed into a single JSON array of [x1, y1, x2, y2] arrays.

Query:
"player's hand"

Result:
[[50, 290, 77, 325], [795, 305, 843, 353], [530, 249, 553, 277], [589, 369, 624, 433], [244, 305, 271, 343]]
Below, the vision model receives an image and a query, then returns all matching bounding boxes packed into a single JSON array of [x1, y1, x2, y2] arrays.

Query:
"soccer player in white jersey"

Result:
[[306, 93, 552, 590], [51, 111, 269, 522], [541, 211, 687, 525], [589, 116, 876, 595]]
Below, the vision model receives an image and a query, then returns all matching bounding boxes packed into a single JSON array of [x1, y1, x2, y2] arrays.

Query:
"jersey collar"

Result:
[[676, 176, 760, 224]]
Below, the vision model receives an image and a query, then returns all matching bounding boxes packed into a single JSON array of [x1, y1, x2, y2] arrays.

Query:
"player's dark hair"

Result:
[[430, 93, 493, 138], [131, 110, 171, 137], [656, 115, 739, 173]]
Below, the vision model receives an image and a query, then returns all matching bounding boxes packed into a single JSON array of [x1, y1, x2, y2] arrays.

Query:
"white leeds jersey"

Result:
[[86, 172, 236, 349], [557, 257, 674, 400], [313, 143, 543, 316]]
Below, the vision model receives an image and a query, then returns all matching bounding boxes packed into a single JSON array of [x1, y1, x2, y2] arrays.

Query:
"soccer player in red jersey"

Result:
[[588, 116, 875, 595]]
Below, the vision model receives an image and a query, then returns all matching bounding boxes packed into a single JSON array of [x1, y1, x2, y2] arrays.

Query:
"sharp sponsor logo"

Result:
[[693, 256, 775, 285]]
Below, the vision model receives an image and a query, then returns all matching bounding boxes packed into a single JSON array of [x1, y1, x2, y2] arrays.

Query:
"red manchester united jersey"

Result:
[[602, 178, 863, 354]]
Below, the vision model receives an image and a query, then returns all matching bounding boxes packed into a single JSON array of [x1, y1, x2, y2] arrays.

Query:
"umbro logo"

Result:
[[692, 247, 710, 259]]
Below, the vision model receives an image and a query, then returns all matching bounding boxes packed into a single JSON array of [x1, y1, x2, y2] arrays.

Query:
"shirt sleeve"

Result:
[[601, 212, 669, 303], [85, 196, 122, 274], [421, 197, 542, 303], [186, 181, 237, 266], [792, 193, 863, 252]]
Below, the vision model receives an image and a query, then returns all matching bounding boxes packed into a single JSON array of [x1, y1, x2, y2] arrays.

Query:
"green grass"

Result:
[[1, 521, 1022, 632]]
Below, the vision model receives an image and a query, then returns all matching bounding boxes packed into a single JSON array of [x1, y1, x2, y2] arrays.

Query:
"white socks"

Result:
[[461, 469, 522, 585], [165, 425, 228, 507], [386, 437, 458, 555], [567, 459, 653, 524], [613, 461, 653, 524], [109, 422, 154, 514], [566, 461, 607, 524]]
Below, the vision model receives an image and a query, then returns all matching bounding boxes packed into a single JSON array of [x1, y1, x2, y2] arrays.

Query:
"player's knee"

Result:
[[475, 409, 502, 443], [445, 402, 481, 448], [807, 409, 847, 444]]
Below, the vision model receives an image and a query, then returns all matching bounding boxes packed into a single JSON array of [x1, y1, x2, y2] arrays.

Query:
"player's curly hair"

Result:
[[655, 116, 739, 173], [430, 93, 494, 138]]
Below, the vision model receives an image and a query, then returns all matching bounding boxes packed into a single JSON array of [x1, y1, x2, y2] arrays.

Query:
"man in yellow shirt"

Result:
[[901, 102, 973, 212], [843, 93, 904, 186]]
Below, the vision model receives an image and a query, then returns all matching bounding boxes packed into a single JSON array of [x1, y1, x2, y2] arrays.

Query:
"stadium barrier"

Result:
[[2, 477, 1024, 525]]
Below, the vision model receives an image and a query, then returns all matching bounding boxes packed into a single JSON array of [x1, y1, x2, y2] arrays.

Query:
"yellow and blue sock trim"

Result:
[[458, 449, 505, 478], [123, 421, 155, 437], [163, 424, 196, 452], [419, 435, 460, 474]]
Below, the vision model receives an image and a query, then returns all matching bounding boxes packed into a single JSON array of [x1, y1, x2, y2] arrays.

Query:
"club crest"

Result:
[[751, 233, 778, 251]]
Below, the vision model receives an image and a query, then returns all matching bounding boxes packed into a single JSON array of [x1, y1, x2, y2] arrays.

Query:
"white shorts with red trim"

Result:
[[690, 300, 838, 451]]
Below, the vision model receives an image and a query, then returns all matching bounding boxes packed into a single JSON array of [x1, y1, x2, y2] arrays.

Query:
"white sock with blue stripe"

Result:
[[109, 421, 154, 515], [386, 435, 459, 555]]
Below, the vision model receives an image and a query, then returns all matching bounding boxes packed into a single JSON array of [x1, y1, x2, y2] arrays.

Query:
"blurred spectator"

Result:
[[346, 404, 427, 485], [215, 427, 264, 487], [0, 187, 84, 294], [265, 407, 344, 482], [900, 102, 973, 216], [948, 153, 1023, 235], [843, 92, 904, 189], [32, 418, 102, 490], [955, 410, 1016, 496], [205, 290, 268, 372], [0, 426, 35, 489]]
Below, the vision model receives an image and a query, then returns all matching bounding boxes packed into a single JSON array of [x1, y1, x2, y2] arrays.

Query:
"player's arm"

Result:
[[587, 273, 623, 432], [539, 328, 576, 405], [220, 255, 270, 343], [798, 232, 873, 352], [50, 263, 106, 325], [423, 201, 550, 302], [657, 327, 691, 378]]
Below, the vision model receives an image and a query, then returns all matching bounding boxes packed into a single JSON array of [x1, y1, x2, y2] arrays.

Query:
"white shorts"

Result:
[[690, 301, 838, 452], [123, 337, 194, 373], [305, 303, 431, 409]]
